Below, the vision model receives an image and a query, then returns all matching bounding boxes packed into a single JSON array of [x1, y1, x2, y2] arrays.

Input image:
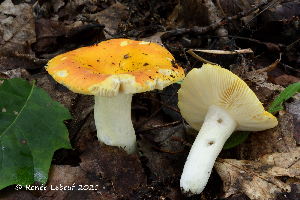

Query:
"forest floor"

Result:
[[0, 0, 300, 199]]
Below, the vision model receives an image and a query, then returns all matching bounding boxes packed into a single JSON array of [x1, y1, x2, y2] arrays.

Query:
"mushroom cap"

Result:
[[178, 64, 278, 131], [45, 39, 185, 96]]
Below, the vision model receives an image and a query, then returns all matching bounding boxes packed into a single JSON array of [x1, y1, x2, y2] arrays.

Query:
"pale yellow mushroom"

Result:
[[178, 64, 278, 195]]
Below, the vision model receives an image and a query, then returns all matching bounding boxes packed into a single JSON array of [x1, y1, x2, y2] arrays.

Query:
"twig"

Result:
[[137, 121, 182, 133], [153, 146, 184, 154], [189, 48, 254, 54], [135, 85, 181, 132], [170, 136, 192, 148], [256, 53, 281, 73], [161, 0, 271, 40], [234, 0, 282, 38], [141, 97, 180, 113], [186, 49, 217, 65]]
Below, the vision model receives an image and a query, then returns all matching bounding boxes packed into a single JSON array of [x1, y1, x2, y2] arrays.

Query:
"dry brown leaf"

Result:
[[0, 0, 39, 70], [79, 141, 146, 198], [89, 2, 128, 37], [52, 0, 65, 13], [41, 165, 109, 200], [216, 147, 300, 199], [0, 0, 36, 52], [0, 68, 29, 79], [140, 32, 166, 46], [286, 99, 300, 144], [275, 75, 300, 87], [167, 0, 222, 29], [239, 112, 296, 160], [138, 125, 189, 180], [259, 148, 300, 172], [215, 158, 293, 200]]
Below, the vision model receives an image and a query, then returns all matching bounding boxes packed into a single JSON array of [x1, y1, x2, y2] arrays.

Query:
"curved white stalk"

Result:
[[94, 94, 138, 155], [180, 105, 237, 195]]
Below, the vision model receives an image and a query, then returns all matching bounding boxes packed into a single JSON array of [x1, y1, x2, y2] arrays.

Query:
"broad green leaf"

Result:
[[223, 131, 250, 149], [268, 82, 300, 113], [0, 78, 72, 190]]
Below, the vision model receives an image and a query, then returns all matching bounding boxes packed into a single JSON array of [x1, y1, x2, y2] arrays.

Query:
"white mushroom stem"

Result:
[[180, 105, 237, 195], [94, 94, 138, 155]]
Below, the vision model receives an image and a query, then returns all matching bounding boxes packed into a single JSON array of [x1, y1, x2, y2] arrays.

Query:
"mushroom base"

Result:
[[180, 105, 237, 196], [94, 94, 138, 155]]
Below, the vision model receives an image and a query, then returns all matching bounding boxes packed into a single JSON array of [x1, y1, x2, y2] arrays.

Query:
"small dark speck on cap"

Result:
[[171, 60, 178, 69]]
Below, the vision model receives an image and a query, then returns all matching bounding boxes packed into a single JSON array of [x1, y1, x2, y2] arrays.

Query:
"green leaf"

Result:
[[175, 80, 183, 84], [268, 82, 300, 113], [223, 131, 250, 149], [0, 78, 72, 190]]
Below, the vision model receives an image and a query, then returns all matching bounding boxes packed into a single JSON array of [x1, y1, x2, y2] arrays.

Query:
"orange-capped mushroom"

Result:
[[46, 39, 185, 154]]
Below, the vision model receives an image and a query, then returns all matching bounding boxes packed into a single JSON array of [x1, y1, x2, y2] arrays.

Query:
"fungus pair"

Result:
[[46, 39, 278, 196], [46, 39, 185, 155]]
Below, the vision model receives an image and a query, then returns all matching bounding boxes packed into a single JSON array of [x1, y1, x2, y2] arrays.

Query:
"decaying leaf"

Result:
[[79, 141, 146, 198], [286, 99, 300, 144], [0, 0, 35, 52], [42, 165, 114, 200], [259, 148, 300, 175], [215, 157, 296, 200], [33, 19, 105, 58], [239, 113, 296, 160], [0, 0, 41, 70], [275, 75, 300, 87], [89, 2, 129, 37], [0, 68, 29, 79], [216, 135, 300, 200], [138, 125, 189, 180], [167, 0, 222, 29]]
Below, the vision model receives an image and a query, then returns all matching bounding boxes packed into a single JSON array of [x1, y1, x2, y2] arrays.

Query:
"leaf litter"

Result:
[[1, 0, 300, 199]]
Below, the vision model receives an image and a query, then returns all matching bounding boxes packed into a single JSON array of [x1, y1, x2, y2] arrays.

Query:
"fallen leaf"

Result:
[[0, 0, 35, 53], [275, 75, 300, 87], [80, 141, 146, 198], [259, 148, 300, 176], [89, 2, 129, 37], [32, 19, 105, 58], [239, 112, 296, 160], [42, 165, 113, 200], [215, 158, 293, 200], [286, 99, 300, 144], [0, 0, 39, 70], [138, 125, 189, 180]]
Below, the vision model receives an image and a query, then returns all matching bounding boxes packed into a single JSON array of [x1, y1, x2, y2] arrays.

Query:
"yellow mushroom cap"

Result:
[[45, 39, 185, 96], [178, 64, 278, 131]]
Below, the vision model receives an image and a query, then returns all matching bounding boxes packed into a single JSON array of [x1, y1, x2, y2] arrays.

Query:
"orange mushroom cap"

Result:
[[45, 39, 185, 96]]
